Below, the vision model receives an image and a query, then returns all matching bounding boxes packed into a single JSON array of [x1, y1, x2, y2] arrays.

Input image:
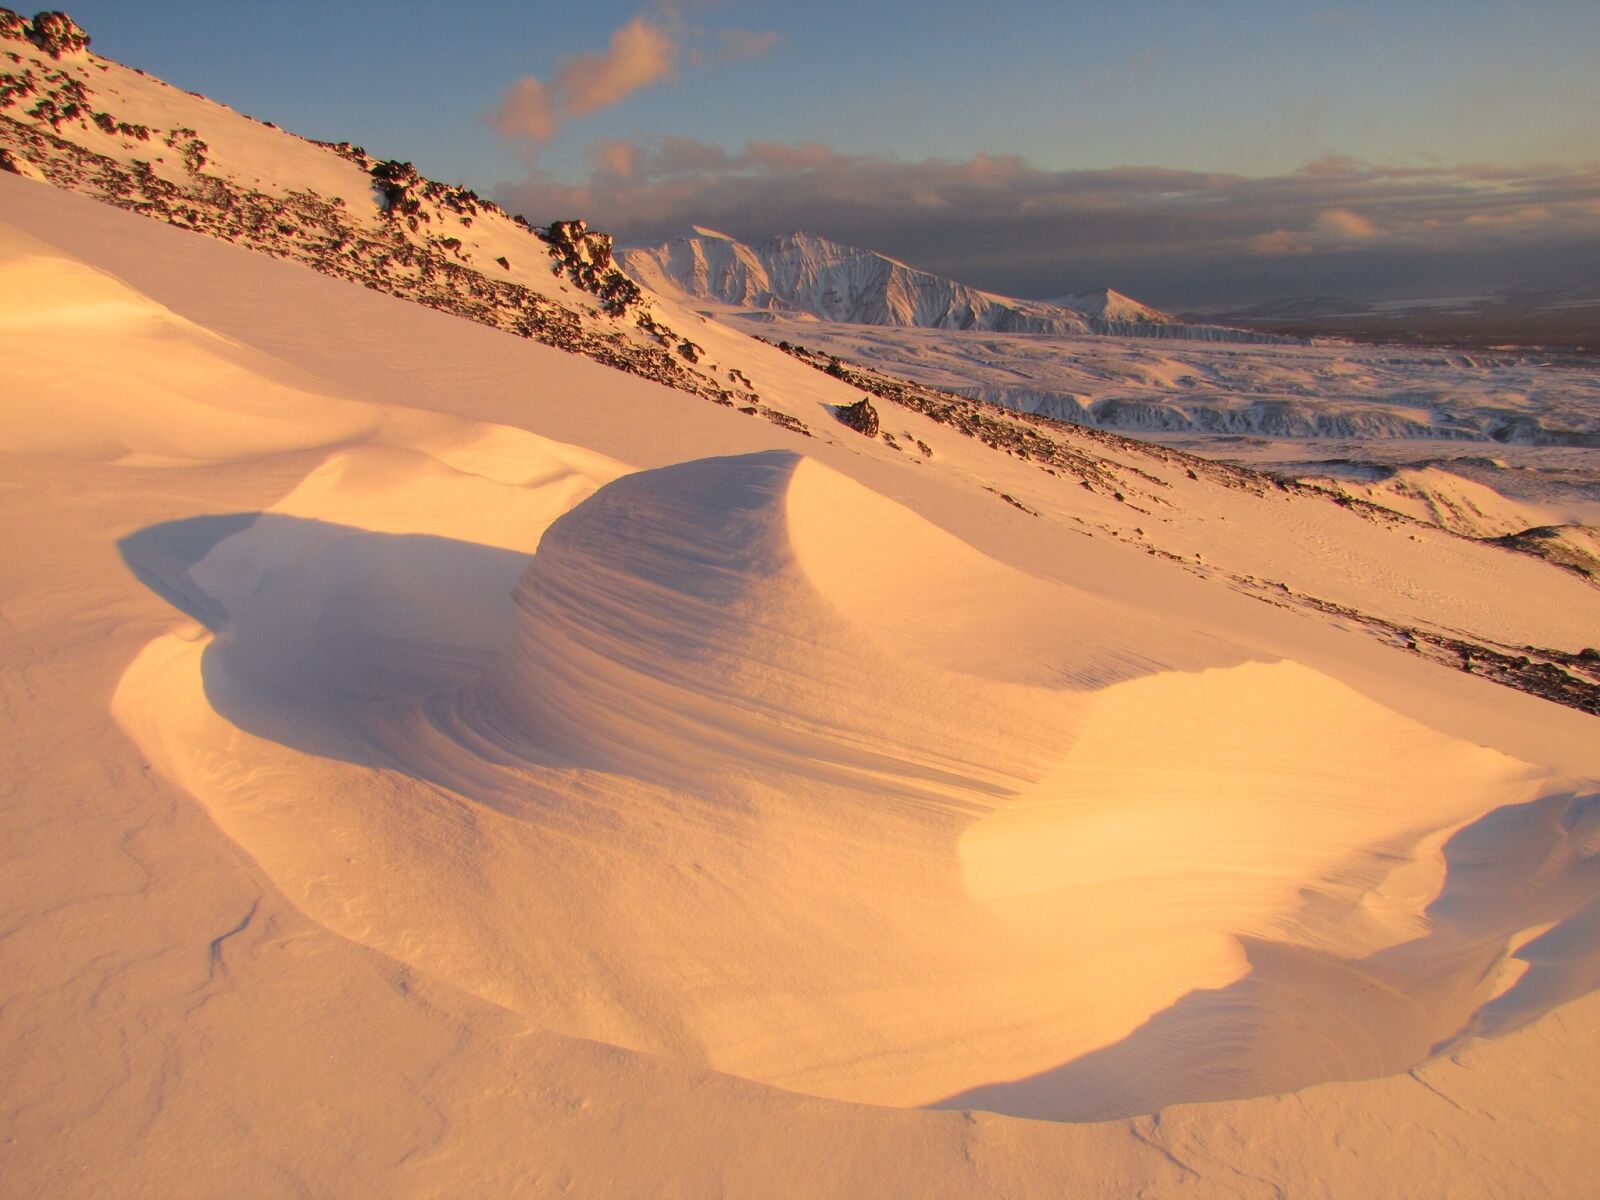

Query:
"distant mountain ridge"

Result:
[[1047, 287, 1181, 325], [620, 228, 1294, 344], [621, 228, 1092, 334]]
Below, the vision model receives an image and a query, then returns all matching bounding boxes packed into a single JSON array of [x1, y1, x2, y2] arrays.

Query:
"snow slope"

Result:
[[8, 155, 1600, 1200], [5, 16, 1600, 1200]]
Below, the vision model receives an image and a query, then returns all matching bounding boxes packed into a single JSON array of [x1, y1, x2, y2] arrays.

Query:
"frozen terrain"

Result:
[[716, 311, 1600, 582], [715, 314, 1600, 449], [5, 14, 1600, 1199]]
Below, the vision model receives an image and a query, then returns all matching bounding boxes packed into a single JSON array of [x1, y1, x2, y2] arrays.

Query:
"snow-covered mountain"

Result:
[[621, 227, 1290, 342], [621, 227, 1094, 333], [1048, 287, 1180, 325]]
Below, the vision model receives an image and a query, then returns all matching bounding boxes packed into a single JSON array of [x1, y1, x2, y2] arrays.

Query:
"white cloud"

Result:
[[490, 77, 557, 143], [556, 18, 677, 118], [1316, 208, 1377, 238], [488, 17, 778, 148]]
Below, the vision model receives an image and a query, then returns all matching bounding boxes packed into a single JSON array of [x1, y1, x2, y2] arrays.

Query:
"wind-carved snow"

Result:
[[116, 447, 1600, 1120]]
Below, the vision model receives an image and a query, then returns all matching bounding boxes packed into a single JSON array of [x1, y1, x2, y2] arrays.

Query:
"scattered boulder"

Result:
[[0, 145, 40, 177], [28, 11, 89, 58], [832, 397, 880, 437], [370, 158, 424, 219]]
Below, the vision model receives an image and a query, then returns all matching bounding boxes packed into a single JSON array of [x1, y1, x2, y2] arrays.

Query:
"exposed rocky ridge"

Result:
[[621, 227, 1299, 344], [1274, 587, 1600, 715], [0, 20, 817, 433], [539, 217, 642, 318], [1, 9, 88, 59], [1488, 525, 1600, 584]]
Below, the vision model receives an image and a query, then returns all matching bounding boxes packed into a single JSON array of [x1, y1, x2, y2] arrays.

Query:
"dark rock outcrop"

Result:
[[27, 10, 87, 57], [833, 397, 880, 436], [0, 9, 89, 57], [540, 218, 642, 318], [0, 142, 37, 175]]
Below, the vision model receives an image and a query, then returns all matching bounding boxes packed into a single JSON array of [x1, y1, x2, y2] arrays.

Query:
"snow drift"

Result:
[[115, 445, 1598, 1119]]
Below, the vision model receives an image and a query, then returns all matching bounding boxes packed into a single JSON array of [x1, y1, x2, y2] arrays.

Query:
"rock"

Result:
[[0, 145, 41, 178], [833, 397, 879, 437], [541, 218, 643, 317], [29, 10, 89, 58], [0, 8, 29, 41], [370, 159, 424, 218]]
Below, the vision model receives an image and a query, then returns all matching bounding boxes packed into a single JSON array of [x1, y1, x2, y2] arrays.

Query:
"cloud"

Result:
[[556, 18, 677, 117], [1248, 230, 1312, 256], [490, 77, 558, 143], [1316, 208, 1377, 238], [496, 138, 1600, 305], [716, 29, 780, 63], [488, 17, 778, 148], [588, 137, 642, 179]]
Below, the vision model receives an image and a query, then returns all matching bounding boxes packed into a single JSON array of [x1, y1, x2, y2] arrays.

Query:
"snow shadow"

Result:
[[933, 788, 1600, 1122], [119, 512, 540, 768]]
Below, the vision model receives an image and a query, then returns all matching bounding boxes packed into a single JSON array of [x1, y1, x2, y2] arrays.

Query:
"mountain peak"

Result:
[[1048, 287, 1179, 325], [617, 227, 1243, 339], [621, 227, 1093, 334]]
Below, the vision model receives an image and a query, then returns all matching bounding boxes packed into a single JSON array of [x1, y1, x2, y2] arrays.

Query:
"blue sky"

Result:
[[61, 2, 1600, 304]]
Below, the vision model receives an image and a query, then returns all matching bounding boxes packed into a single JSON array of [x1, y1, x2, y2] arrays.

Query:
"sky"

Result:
[[63, 1, 1600, 307]]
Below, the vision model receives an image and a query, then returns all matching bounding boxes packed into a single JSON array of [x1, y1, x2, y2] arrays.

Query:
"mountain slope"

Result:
[[8, 175, 1600, 1198], [0, 17, 823, 432], [621, 227, 1289, 342]]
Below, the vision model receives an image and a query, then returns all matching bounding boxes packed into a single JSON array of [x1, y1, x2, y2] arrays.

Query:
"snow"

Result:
[[735, 313, 1600, 450], [624, 230, 1126, 336], [4, 30, 1600, 1200], [1049, 287, 1180, 325], [620, 228, 1266, 339]]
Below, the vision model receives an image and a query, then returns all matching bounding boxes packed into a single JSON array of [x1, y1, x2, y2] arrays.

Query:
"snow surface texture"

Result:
[[5, 21, 1600, 1200], [9, 178, 1600, 1200]]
